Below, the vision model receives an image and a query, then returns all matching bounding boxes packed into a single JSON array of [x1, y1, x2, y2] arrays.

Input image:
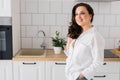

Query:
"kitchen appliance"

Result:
[[0, 17, 12, 59], [104, 49, 119, 58]]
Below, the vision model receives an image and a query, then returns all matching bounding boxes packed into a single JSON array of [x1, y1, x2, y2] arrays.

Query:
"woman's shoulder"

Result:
[[93, 27, 104, 39], [85, 27, 105, 43], [92, 27, 105, 44]]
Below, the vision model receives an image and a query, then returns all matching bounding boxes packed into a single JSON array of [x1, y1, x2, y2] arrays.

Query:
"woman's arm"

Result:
[[64, 36, 75, 56], [65, 37, 73, 51], [81, 33, 105, 80]]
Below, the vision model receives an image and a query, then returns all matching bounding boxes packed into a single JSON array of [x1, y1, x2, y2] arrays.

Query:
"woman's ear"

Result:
[[89, 14, 92, 21]]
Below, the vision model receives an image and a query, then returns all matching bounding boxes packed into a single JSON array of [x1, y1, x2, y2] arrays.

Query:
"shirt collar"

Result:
[[77, 27, 95, 40]]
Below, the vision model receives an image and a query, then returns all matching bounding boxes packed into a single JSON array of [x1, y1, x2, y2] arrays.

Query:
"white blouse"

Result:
[[64, 27, 105, 80]]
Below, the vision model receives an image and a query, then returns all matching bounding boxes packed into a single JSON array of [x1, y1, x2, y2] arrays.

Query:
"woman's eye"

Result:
[[80, 12, 85, 14], [75, 13, 79, 16]]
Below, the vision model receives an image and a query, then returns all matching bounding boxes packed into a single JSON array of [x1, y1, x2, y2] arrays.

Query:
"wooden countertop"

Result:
[[13, 49, 67, 61], [13, 49, 120, 61]]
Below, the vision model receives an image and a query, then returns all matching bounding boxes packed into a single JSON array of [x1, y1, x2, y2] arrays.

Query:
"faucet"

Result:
[[37, 30, 46, 49]]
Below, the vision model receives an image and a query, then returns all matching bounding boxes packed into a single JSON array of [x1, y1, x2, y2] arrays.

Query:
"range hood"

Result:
[[75, 0, 120, 2]]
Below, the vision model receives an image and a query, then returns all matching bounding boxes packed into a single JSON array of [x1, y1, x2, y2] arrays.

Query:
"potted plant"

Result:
[[51, 31, 66, 54]]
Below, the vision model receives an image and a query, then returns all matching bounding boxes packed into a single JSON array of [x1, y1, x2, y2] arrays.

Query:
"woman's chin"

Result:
[[78, 24, 82, 26]]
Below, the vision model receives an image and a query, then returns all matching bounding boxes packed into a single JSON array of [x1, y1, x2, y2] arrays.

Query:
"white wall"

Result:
[[20, 0, 120, 49]]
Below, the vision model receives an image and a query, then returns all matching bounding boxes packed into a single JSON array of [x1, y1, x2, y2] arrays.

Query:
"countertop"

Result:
[[13, 49, 66, 61], [13, 49, 120, 61]]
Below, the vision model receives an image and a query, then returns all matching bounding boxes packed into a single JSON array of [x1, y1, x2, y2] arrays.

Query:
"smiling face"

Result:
[[75, 6, 92, 27]]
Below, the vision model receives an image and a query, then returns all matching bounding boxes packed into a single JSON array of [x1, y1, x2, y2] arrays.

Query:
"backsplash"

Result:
[[20, 0, 120, 49]]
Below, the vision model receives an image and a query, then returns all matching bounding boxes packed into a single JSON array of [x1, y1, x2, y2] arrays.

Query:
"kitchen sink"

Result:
[[18, 49, 46, 57]]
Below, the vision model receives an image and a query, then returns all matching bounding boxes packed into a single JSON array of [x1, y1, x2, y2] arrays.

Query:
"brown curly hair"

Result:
[[68, 3, 94, 39]]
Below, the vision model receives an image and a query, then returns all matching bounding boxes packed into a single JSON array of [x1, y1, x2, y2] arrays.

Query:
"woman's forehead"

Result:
[[76, 6, 88, 12]]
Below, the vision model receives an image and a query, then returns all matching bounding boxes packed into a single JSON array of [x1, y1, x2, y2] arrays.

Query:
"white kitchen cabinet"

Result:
[[92, 62, 120, 80], [0, 0, 11, 17], [46, 61, 67, 80], [12, 0, 21, 56], [13, 61, 45, 80], [0, 0, 21, 55], [94, 62, 120, 73], [92, 73, 119, 80], [0, 60, 13, 80]]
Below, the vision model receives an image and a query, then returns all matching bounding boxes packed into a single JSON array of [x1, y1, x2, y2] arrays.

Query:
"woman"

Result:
[[64, 3, 105, 80]]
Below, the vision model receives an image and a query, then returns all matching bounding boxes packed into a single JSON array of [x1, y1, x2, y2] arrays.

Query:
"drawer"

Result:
[[91, 73, 119, 80], [94, 62, 120, 73]]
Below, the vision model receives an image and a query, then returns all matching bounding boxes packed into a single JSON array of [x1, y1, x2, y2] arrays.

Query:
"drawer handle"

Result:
[[103, 63, 107, 65], [55, 62, 66, 65], [94, 75, 106, 78], [23, 62, 36, 65]]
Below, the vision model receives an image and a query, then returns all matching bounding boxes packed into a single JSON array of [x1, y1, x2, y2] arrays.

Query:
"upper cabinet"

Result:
[[0, 0, 11, 17]]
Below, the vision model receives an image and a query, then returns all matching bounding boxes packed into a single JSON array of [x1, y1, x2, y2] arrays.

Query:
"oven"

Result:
[[0, 17, 12, 59]]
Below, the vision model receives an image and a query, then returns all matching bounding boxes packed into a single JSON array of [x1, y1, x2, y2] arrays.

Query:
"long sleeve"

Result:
[[81, 33, 105, 80], [65, 27, 105, 80]]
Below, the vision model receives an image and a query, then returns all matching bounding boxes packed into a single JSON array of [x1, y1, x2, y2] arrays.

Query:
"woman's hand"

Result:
[[65, 37, 73, 50], [79, 74, 84, 78]]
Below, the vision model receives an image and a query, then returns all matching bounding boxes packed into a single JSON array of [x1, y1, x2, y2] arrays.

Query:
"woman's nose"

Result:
[[78, 14, 81, 18]]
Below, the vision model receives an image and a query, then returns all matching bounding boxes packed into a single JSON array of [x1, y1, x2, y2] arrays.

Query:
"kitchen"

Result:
[[0, 0, 120, 80]]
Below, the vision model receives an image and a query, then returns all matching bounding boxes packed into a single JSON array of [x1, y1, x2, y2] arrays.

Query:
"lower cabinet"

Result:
[[92, 73, 119, 80], [92, 62, 120, 80], [0, 60, 13, 80], [46, 61, 67, 80], [13, 61, 45, 80], [45, 61, 120, 80], [13, 61, 66, 80], [13, 61, 120, 80]]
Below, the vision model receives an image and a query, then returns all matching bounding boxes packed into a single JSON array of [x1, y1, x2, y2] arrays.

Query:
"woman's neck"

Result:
[[82, 24, 92, 32]]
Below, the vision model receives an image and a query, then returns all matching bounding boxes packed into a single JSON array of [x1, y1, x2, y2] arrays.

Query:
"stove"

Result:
[[104, 49, 119, 58]]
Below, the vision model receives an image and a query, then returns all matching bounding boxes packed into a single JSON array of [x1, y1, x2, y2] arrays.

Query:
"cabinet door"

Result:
[[0, 60, 12, 80], [92, 73, 119, 80], [94, 62, 120, 73], [46, 61, 67, 80], [13, 61, 45, 80], [0, 0, 11, 17]]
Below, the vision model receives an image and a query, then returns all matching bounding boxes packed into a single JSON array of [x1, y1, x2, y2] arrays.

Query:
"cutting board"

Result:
[[113, 48, 120, 57]]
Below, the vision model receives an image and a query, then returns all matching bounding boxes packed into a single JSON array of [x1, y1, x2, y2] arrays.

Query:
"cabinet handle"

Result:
[[103, 63, 107, 65], [23, 62, 36, 65], [94, 75, 106, 78], [55, 62, 66, 65]]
